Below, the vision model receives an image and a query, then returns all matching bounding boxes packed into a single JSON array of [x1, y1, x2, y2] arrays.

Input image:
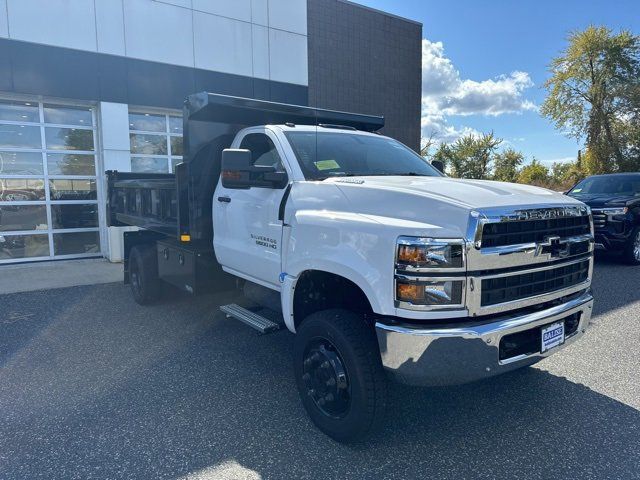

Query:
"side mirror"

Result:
[[430, 159, 445, 173], [221, 149, 288, 189], [221, 149, 252, 189]]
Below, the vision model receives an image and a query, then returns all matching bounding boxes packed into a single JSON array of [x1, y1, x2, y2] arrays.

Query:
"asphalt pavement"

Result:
[[0, 257, 639, 479]]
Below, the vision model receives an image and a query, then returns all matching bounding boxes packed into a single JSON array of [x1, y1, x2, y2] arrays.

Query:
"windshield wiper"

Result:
[[388, 172, 429, 176], [317, 173, 360, 180]]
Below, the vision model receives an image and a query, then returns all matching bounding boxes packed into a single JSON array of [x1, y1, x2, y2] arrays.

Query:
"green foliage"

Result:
[[492, 148, 524, 183], [420, 132, 587, 190], [436, 132, 502, 179], [431, 143, 452, 171], [517, 159, 550, 187], [549, 160, 584, 191], [541, 25, 640, 173]]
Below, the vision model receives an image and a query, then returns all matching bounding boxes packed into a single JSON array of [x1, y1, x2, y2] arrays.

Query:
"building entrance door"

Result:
[[0, 98, 102, 263]]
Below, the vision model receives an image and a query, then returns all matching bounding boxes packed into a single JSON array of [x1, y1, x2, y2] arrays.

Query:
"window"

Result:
[[284, 131, 442, 180], [239, 133, 285, 171], [0, 99, 100, 263], [129, 111, 183, 173], [570, 175, 640, 196]]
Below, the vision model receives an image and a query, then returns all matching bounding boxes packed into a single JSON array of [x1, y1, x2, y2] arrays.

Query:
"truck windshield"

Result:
[[570, 175, 640, 196], [284, 131, 442, 180]]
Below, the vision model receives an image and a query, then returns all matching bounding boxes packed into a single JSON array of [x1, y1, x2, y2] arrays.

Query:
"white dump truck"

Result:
[[107, 93, 595, 441]]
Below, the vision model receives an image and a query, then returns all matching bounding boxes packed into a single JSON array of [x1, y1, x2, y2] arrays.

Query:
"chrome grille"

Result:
[[481, 215, 591, 248], [463, 206, 594, 316], [481, 259, 590, 306]]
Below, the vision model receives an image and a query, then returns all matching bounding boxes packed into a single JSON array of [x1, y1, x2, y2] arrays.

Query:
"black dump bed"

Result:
[[107, 92, 384, 247]]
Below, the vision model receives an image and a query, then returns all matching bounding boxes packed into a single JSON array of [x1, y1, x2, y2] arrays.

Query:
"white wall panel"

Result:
[[268, 0, 306, 35], [1, 0, 309, 86], [251, 24, 269, 79], [269, 29, 307, 85], [0, 0, 8, 38], [250, 0, 268, 26], [95, 0, 126, 56], [192, 0, 251, 22], [6, 0, 97, 51], [124, 0, 194, 67], [193, 12, 253, 76], [99, 102, 130, 151]]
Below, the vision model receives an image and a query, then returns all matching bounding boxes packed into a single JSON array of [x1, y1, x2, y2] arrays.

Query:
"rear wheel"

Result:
[[293, 309, 388, 442], [623, 227, 640, 265], [129, 245, 161, 304]]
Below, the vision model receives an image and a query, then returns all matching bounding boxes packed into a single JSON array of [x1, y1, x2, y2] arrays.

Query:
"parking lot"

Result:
[[1, 257, 639, 480]]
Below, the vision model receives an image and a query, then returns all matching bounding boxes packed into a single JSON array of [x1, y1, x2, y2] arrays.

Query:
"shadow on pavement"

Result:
[[1, 282, 638, 479], [590, 256, 640, 317]]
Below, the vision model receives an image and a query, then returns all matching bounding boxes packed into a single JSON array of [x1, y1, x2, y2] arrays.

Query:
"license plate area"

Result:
[[541, 321, 565, 353], [499, 312, 581, 361]]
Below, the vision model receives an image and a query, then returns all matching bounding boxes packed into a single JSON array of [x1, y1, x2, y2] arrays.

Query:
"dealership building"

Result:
[[0, 0, 421, 264]]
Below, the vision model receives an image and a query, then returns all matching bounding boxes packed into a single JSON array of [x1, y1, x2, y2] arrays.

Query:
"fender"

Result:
[[279, 259, 384, 333], [282, 209, 398, 329]]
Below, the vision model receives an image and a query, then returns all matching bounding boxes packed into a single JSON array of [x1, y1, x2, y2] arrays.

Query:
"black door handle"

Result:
[[217, 196, 231, 203]]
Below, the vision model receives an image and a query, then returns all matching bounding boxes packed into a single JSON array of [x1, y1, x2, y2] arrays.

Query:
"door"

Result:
[[213, 130, 289, 287], [0, 98, 102, 263]]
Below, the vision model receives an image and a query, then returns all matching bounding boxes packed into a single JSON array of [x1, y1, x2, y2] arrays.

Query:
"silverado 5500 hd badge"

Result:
[[251, 234, 278, 250]]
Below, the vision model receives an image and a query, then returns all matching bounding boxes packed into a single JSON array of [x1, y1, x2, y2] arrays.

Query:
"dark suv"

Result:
[[567, 173, 640, 264]]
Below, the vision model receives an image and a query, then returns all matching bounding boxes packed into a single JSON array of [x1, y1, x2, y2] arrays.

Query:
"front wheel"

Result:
[[623, 227, 640, 265], [293, 309, 388, 442]]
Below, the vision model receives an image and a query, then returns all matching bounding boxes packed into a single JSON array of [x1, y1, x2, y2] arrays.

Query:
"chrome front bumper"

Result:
[[376, 290, 593, 386]]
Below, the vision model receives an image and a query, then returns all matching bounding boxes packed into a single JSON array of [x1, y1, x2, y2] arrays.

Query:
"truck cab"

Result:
[[107, 93, 595, 442]]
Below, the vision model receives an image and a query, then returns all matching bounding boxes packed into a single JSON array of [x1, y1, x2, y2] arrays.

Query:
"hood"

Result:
[[329, 176, 583, 210], [567, 193, 639, 209], [321, 176, 585, 238]]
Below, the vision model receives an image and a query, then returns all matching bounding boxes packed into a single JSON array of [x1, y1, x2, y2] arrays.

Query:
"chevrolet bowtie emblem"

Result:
[[535, 236, 570, 258]]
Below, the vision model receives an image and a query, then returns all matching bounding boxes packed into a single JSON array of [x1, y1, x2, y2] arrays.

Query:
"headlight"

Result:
[[395, 237, 466, 309], [600, 207, 628, 216], [396, 237, 464, 270], [396, 279, 464, 306]]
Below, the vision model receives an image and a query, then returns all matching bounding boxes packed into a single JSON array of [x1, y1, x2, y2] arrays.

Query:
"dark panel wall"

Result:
[[307, 0, 422, 151], [0, 38, 308, 109]]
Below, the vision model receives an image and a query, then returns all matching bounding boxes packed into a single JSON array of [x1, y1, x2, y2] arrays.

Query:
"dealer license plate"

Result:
[[541, 321, 565, 353]]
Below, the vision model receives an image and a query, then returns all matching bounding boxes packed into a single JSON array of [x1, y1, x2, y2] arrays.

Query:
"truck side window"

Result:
[[239, 133, 285, 172]]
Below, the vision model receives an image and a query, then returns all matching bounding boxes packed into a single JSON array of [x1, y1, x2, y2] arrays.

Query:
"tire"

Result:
[[129, 245, 161, 305], [623, 226, 640, 265], [293, 309, 388, 442]]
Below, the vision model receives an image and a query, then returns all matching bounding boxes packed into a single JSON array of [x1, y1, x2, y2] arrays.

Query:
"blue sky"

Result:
[[356, 0, 640, 165]]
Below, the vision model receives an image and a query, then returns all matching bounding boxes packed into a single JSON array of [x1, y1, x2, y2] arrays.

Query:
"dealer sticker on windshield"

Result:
[[541, 321, 565, 353], [314, 159, 340, 170]]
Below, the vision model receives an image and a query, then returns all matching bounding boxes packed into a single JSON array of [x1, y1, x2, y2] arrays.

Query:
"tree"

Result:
[[492, 148, 524, 183], [430, 142, 452, 172], [549, 160, 584, 190], [420, 132, 436, 158], [541, 26, 640, 173], [517, 159, 550, 187], [441, 132, 502, 179]]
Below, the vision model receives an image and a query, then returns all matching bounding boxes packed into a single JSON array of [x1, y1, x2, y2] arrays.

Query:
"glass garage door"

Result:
[[0, 99, 101, 263]]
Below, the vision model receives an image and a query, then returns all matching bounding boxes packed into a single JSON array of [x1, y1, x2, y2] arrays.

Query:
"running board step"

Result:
[[220, 304, 281, 334]]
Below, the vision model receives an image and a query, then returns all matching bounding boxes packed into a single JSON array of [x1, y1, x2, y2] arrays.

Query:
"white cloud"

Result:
[[421, 112, 480, 144], [421, 39, 536, 142]]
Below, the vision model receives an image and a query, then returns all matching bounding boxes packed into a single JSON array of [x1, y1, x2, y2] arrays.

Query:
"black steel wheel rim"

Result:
[[302, 337, 351, 418]]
